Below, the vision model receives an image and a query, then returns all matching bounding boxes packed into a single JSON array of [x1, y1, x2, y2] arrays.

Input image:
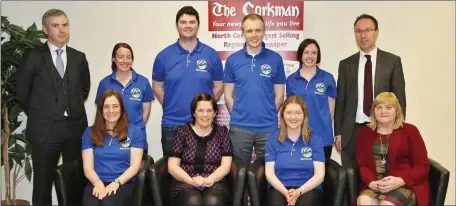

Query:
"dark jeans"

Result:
[[83, 182, 134, 206], [31, 120, 81, 206], [267, 187, 323, 206], [161, 126, 179, 156]]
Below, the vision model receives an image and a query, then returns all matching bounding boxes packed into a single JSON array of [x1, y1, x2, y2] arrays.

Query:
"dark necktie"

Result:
[[363, 54, 373, 116]]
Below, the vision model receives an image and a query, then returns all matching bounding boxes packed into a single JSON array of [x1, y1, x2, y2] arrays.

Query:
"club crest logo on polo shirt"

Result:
[[130, 88, 141, 101], [196, 59, 208, 72], [120, 137, 131, 149], [315, 82, 325, 95], [260, 64, 272, 78], [301, 147, 312, 160]]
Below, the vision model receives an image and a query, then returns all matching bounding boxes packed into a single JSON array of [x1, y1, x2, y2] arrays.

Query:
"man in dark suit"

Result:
[[16, 9, 90, 206], [334, 14, 406, 167]]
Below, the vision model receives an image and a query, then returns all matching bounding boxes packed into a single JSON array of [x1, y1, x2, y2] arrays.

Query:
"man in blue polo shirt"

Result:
[[224, 14, 285, 167], [152, 6, 224, 156]]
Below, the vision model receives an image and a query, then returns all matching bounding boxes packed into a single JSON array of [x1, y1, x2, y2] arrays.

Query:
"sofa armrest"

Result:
[[247, 157, 266, 206], [132, 154, 155, 206], [429, 158, 450, 206], [229, 158, 247, 206], [324, 159, 348, 206], [54, 158, 88, 206], [346, 160, 360, 205], [148, 156, 172, 206]]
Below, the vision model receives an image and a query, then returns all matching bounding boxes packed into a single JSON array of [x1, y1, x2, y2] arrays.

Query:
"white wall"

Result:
[[1, 1, 454, 204]]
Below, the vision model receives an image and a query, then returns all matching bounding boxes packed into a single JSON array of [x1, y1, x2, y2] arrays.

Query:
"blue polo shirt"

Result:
[[95, 69, 155, 131], [152, 39, 223, 127], [286, 67, 337, 146], [81, 124, 146, 183], [265, 130, 325, 190], [223, 42, 286, 132]]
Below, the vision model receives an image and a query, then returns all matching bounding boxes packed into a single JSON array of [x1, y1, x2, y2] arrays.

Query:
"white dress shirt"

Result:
[[356, 47, 377, 123], [47, 41, 67, 73]]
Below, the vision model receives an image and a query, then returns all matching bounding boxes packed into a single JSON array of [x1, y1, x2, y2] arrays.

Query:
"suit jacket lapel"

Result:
[[40, 43, 58, 93], [374, 49, 384, 95], [351, 52, 360, 98], [66, 47, 75, 91]]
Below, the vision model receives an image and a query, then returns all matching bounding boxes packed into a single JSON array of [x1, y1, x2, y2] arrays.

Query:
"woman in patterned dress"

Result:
[[167, 93, 233, 205], [356, 92, 431, 205]]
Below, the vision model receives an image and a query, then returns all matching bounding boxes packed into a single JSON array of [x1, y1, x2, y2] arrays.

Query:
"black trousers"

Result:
[[267, 187, 323, 206], [31, 120, 82, 206], [83, 182, 134, 206], [341, 123, 366, 168]]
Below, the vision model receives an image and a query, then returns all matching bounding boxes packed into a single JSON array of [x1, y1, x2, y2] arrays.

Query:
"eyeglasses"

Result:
[[354, 28, 376, 35]]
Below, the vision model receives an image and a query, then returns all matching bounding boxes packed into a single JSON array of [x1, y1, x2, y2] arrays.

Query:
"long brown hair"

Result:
[[90, 90, 129, 146], [278, 96, 311, 144]]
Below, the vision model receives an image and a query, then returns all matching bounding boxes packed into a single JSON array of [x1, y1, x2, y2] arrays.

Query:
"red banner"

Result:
[[208, 1, 304, 31]]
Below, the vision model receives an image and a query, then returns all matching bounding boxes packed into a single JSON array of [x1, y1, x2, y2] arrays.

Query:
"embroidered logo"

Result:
[[315, 82, 325, 95], [120, 136, 131, 148], [196, 59, 208, 72], [301, 147, 312, 160], [260, 64, 272, 78], [261, 64, 271, 74], [130, 88, 141, 101]]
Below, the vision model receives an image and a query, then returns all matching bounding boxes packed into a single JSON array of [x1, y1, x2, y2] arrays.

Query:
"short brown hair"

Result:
[[278, 96, 311, 144], [241, 13, 265, 31], [176, 6, 200, 25], [90, 90, 129, 146], [190, 93, 217, 124]]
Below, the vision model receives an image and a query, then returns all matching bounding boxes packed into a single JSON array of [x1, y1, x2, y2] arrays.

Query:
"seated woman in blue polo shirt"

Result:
[[95, 43, 154, 152], [82, 90, 145, 206], [265, 95, 325, 206]]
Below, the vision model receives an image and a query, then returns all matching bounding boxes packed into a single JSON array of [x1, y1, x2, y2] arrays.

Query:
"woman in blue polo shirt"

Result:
[[95, 43, 154, 152], [82, 90, 145, 205], [265, 96, 325, 206], [286, 38, 337, 160]]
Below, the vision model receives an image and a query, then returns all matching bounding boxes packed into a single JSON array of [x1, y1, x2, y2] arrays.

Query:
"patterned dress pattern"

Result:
[[169, 123, 233, 200], [359, 133, 417, 205]]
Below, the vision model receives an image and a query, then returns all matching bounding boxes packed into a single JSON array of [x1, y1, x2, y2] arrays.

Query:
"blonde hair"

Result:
[[368, 92, 404, 130], [278, 96, 311, 144]]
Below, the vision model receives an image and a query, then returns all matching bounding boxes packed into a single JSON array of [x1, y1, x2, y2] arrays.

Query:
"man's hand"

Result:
[[335, 135, 342, 153]]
